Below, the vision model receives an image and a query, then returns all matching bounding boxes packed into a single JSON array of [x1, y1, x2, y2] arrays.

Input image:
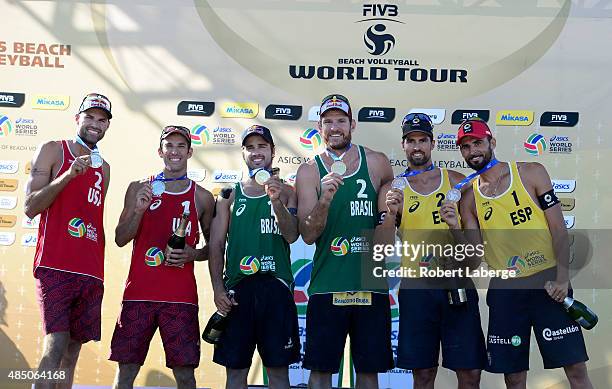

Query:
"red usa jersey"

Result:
[[34, 140, 106, 280], [123, 180, 200, 305]]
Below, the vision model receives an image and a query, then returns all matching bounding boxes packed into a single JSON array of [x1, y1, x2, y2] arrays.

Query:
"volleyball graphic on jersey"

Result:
[[190, 125, 210, 146], [330, 237, 350, 256], [145, 247, 164, 267], [524, 134, 547, 156], [239, 255, 260, 275], [67, 217, 86, 238], [507, 255, 526, 275], [299, 128, 322, 150]]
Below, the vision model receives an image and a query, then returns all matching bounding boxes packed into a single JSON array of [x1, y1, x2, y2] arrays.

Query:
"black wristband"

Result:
[[288, 207, 298, 216], [538, 189, 559, 210]]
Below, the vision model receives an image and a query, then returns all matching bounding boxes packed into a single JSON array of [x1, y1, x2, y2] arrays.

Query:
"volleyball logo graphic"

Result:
[[0, 115, 12, 137], [67, 217, 86, 238], [507, 255, 526, 275], [145, 247, 164, 267], [524, 134, 547, 156], [364, 24, 395, 56], [291, 258, 313, 318], [190, 125, 210, 146], [299, 128, 322, 150], [239, 255, 260, 275], [330, 237, 350, 256], [418, 253, 436, 269]]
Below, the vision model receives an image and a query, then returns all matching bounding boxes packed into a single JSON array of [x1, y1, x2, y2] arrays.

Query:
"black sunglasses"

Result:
[[401, 113, 432, 127]]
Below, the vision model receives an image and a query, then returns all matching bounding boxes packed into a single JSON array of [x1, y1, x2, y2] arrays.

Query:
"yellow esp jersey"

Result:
[[398, 168, 458, 276], [473, 162, 556, 277]]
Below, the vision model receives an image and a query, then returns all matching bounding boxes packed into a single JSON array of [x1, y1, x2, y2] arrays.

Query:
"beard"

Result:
[[243, 155, 271, 171], [326, 132, 352, 150], [408, 152, 431, 168], [78, 126, 103, 147], [466, 147, 493, 171]]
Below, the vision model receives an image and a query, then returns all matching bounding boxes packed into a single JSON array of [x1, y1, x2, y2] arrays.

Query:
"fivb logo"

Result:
[[551, 179, 576, 193], [357, 107, 395, 123], [264, 104, 302, 121], [0, 92, 25, 108], [176, 101, 214, 116], [451, 110, 490, 124], [360, 4, 402, 56], [540, 111, 579, 127]]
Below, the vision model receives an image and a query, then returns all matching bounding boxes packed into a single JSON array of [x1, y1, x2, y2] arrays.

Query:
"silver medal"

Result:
[[446, 188, 461, 202], [151, 180, 166, 196], [330, 161, 346, 176], [391, 177, 406, 190], [255, 169, 271, 185], [90, 152, 103, 168]]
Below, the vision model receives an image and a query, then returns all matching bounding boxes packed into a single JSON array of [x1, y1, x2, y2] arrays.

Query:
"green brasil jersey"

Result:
[[225, 182, 293, 289], [309, 145, 386, 294]]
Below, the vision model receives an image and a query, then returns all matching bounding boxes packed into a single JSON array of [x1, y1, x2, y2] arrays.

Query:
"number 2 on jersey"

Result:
[[87, 171, 103, 207]]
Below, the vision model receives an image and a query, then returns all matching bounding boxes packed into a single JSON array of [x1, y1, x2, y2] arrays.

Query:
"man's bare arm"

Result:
[[524, 162, 569, 301], [194, 186, 215, 261], [441, 171, 483, 270], [208, 191, 234, 314], [272, 184, 299, 244], [24, 141, 70, 218], [296, 163, 339, 245], [114, 181, 152, 247]]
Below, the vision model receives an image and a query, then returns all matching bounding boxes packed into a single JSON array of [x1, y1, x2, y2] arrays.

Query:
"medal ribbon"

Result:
[[248, 167, 271, 178], [325, 143, 352, 163], [451, 158, 499, 191], [396, 164, 435, 178], [152, 172, 188, 183], [75, 134, 101, 156]]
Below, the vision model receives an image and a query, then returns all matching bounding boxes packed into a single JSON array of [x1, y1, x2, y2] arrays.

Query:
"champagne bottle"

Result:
[[202, 290, 235, 344], [447, 276, 467, 305], [167, 211, 189, 250], [562, 297, 598, 330], [447, 287, 467, 306]]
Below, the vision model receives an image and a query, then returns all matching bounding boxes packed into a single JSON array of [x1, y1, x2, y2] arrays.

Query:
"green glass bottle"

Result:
[[562, 297, 598, 330], [202, 290, 235, 344]]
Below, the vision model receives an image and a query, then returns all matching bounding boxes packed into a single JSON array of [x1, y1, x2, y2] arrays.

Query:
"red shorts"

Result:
[[35, 267, 104, 343], [109, 301, 200, 368]]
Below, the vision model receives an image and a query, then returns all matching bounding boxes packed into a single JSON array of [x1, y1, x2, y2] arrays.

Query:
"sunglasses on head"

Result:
[[401, 113, 432, 126], [246, 125, 269, 132], [321, 94, 349, 104], [162, 125, 190, 136]]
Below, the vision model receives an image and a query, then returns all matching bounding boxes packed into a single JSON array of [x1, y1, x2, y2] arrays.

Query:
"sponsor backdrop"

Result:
[[0, 1, 611, 388]]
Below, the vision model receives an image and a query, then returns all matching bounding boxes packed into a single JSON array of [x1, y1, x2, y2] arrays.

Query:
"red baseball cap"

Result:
[[456, 119, 492, 145]]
